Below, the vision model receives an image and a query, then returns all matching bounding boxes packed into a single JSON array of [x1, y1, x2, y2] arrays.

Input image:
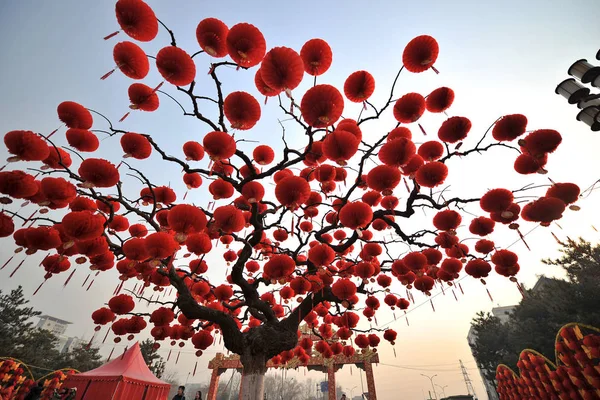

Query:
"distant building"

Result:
[[36, 315, 86, 353]]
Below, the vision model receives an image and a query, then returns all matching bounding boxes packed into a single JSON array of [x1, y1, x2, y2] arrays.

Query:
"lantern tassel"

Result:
[[458, 282, 464, 295], [431, 66, 440, 74], [121, 346, 128, 360], [100, 68, 117, 80], [1, 256, 14, 270], [9, 259, 25, 278], [119, 112, 130, 122], [452, 289, 458, 302], [102, 326, 111, 344], [486, 287, 494, 302], [63, 269, 76, 288], [86, 333, 96, 350], [430, 298, 435, 312], [193, 361, 198, 376], [86, 279, 95, 291], [167, 349, 172, 361], [82, 273, 90, 287], [393, 348, 397, 358], [33, 279, 47, 296], [22, 210, 38, 226], [103, 31, 120, 40], [418, 123, 427, 136], [176, 351, 181, 364], [107, 346, 115, 362]]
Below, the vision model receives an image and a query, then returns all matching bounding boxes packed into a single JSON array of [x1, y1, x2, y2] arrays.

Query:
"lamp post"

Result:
[[436, 384, 448, 398], [556, 51, 600, 131], [420, 374, 438, 400]]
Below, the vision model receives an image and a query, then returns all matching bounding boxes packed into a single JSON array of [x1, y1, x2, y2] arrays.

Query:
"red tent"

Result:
[[63, 342, 170, 400]]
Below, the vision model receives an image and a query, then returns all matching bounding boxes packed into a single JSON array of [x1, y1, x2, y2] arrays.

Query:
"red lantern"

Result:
[[425, 87, 454, 113], [300, 39, 332, 76], [120, 132, 152, 159], [196, 18, 229, 57], [4, 131, 50, 161], [78, 159, 120, 188], [66, 129, 99, 152], [344, 70, 375, 102], [339, 201, 373, 230], [438, 116, 471, 143], [300, 85, 344, 128], [57, 101, 93, 129], [156, 46, 196, 87], [393, 93, 425, 123], [183, 141, 205, 161], [113, 41, 150, 80], [379, 138, 416, 167], [275, 176, 310, 208], [223, 91, 261, 130], [493, 114, 528, 141], [414, 162, 448, 188], [226, 23, 266, 67], [480, 188, 514, 213], [203, 131, 236, 160], [402, 35, 439, 73], [128, 83, 159, 112], [115, 0, 158, 42], [260, 47, 304, 91]]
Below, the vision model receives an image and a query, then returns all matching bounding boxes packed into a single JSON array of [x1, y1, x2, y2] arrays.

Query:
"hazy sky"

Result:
[[1, 1, 600, 399]]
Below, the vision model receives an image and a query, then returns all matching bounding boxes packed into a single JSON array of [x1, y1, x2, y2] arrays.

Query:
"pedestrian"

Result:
[[194, 391, 202, 400], [65, 388, 77, 400], [172, 385, 186, 400], [24, 381, 44, 400], [340, 394, 347, 400]]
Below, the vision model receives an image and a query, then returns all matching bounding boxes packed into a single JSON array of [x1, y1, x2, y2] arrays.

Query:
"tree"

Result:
[[0, 1, 584, 399], [470, 238, 600, 380], [0, 286, 63, 377], [55, 343, 103, 373], [139, 339, 166, 378]]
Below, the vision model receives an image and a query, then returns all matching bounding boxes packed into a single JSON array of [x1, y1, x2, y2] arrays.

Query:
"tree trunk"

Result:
[[239, 352, 267, 400]]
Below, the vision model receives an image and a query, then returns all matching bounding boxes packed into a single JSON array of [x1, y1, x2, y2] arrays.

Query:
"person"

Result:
[[340, 395, 347, 400], [65, 388, 77, 400], [24, 381, 44, 400], [172, 385, 186, 400], [194, 391, 202, 400], [52, 388, 68, 399]]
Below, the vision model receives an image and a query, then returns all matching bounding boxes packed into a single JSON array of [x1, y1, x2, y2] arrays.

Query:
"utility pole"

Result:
[[460, 359, 477, 398], [420, 374, 438, 400]]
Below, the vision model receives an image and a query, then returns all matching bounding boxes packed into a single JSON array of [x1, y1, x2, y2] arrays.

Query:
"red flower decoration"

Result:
[[393, 93, 425, 123], [344, 70, 375, 103], [196, 18, 229, 57], [224, 91, 261, 130], [226, 23, 266, 67], [156, 46, 196, 86], [115, 0, 158, 42], [402, 35, 439, 73], [301, 84, 344, 128]]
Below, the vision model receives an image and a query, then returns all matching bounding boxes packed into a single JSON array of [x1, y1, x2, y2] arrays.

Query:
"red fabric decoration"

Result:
[[113, 41, 150, 79], [465, 259, 492, 278], [196, 18, 229, 57], [366, 165, 401, 194], [475, 239, 495, 254], [92, 308, 115, 325], [4, 131, 50, 161], [66, 129, 99, 152], [263, 254, 295, 280], [144, 232, 178, 259], [78, 159, 120, 188], [253, 145, 275, 165], [167, 205, 207, 233], [62, 211, 105, 240], [323, 130, 360, 165], [108, 294, 135, 315], [418, 141, 444, 161], [203, 131, 236, 160], [520, 129, 562, 157], [388, 127, 412, 141], [379, 138, 416, 167], [128, 83, 159, 112], [156, 46, 196, 86], [432, 209, 462, 231], [224, 91, 261, 130], [344, 70, 375, 102], [0, 171, 38, 198], [469, 216, 495, 236], [213, 205, 245, 233], [275, 176, 311, 208], [41, 177, 77, 209], [521, 197, 565, 224], [393, 93, 425, 123], [260, 47, 304, 91], [546, 183, 580, 205], [332, 278, 357, 300], [122, 238, 149, 261], [120, 132, 152, 159], [300, 39, 333, 76], [0, 213, 14, 238], [492, 114, 527, 141], [226, 23, 266, 67], [183, 141, 205, 161], [57, 101, 93, 129], [414, 161, 448, 188], [480, 188, 514, 213], [115, 0, 158, 42], [514, 153, 547, 175], [402, 35, 439, 73], [301, 85, 344, 128], [339, 201, 373, 230], [438, 116, 471, 143], [43, 146, 72, 169], [183, 173, 202, 189], [425, 87, 454, 113]]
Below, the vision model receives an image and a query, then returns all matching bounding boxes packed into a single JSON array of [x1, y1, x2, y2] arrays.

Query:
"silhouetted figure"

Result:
[[172, 385, 186, 400], [24, 381, 44, 400]]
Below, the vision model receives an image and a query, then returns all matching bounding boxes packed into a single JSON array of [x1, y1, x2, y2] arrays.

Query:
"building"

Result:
[[36, 315, 86, 353]]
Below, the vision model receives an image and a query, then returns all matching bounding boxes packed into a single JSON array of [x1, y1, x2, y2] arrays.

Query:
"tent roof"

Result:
[[76, 342, 168, 386]]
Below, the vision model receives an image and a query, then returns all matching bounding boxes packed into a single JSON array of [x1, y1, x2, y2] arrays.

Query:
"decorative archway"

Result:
[[207, 326, 379, 400]]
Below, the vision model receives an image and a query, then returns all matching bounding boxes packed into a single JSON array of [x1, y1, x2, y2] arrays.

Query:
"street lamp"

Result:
[[435, 384, 448, 398], [556, 50, 600, 131], [420, 374, 438, 400]]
